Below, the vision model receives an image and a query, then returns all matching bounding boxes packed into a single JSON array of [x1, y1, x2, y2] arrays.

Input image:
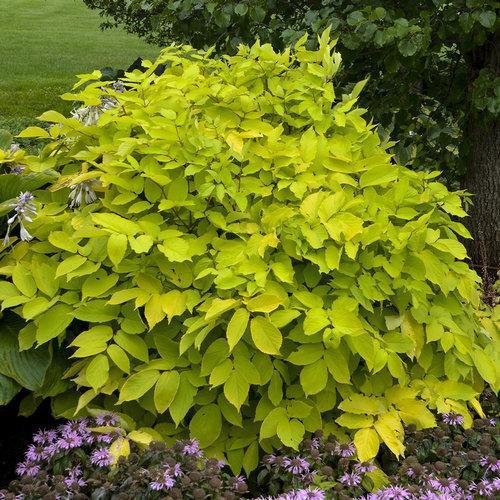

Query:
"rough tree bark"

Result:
[[464, 33, 500, 284]]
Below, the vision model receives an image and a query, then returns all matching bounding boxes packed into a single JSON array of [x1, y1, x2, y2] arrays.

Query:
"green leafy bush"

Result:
[[0, 30, 498, 473]]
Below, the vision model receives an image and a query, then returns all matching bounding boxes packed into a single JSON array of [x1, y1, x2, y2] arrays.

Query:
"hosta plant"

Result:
[[0, 29, 498, 473]]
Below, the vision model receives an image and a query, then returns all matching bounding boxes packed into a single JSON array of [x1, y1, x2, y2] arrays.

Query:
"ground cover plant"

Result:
[[0, 30, 498, 477], [1, 409, 498, 498]]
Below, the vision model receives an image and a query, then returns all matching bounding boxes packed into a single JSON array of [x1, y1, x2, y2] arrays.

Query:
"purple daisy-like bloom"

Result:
[[427, 477, 459, 494], [265, 454, 278, 464], [282, 490, 325, 500], [355, 462, 376, 474], [488, 418, 496, 426], [57, 431, 83, 450], [90, 448, 112, 467], [64, 467, 86, 490], [336, 442, 356, 457], [43, 442, 59, 459], [476, 479, 494, 496], [16, 461, 40, 477], [112, 81, 125, 93], [25, 444, 47, 462], [149, 473, 174, 491], [33, 429, 57, 445], [182, 439, 202, 457], [442, 413, 464, 426], [367, 485, 413, 499], [96, 432, 115, 444], [232, 475, 247, 490], [420, 493, 455, 500], [94, 413, 118, 426], [339, 471, 362, 487], [169, 463, 182, 477], [310, 438, 321, 450], [283, 457, 310, 475]]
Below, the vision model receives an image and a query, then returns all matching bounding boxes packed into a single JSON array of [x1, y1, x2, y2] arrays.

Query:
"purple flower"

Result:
[[232, 475, 247, 490], [283, 457, 310, 475], [280, 490, 325, 500], [64, 466, 86, 489], [94, 413, 118, 427], [168, 463, 182, 477], [476, 479, 494, 496], [9, 143, 20, 154], [149, 473, 174, 491], [96, 432, 115, 444], [367, 486, 413, 499], [90, 448, 112, 467], [69, 180, 98, 208], [339, 471, 362, 487], [336, 442, 356, 457], [16, 461, 40, 477], [33, 429, 57, 445], [3, 192, 37, 244], [310, 438, 321, 450], [442, 413, 464, 426], [56, 431, 83, 450], [25, 444, 47, 462], [479, 456, 500, 473], [265, 454, 278, 464], [113, 81, 125, 93], [355, 462, 376, 474], [10, 165, 24, 175], [427, 477, 460, 494], [182, 439, 202, 457], [488, 418, 496, 427]]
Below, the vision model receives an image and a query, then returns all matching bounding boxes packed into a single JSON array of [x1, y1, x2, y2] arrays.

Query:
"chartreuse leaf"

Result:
[[354, 427, 380, 462], [107, 234, 128, 266], [224, 371, 249, 411], [154, 371, 180, 413], [250, 316, 282, 355], [86, 354, 109, 391], [118, 370, 160, 403], [227, 308, 250, 351], [189, 404, 222, 447]]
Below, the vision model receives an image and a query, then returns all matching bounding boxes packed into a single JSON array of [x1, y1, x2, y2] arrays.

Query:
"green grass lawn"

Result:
[[0, 0, 158, 133]]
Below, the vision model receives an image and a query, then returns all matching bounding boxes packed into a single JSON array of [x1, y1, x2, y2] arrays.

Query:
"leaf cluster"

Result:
[[0, 31, 498, 474]]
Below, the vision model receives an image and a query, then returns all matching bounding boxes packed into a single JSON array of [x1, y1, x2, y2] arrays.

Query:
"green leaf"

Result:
[[324, 350, 351, 384], [478, 11, 496, 29], [227, 308, 250, 352], [0, 373, 21, 405], [287, 344, 324, 366], [250, 316, 282, 355], [0, 314, 51, 390], [154, 371, 180, 413], [300, 359, 328, 396], [359, 165, 398, 188], [92, 213, 141, 236], [189, 404, 222, 447], [36, 304, 73, 344], [107, 233, 128, 266], [169, 373, 197, 425], [224, 370, 249, 410], [470, 349, 497, 386], [277, 418, 305, 450], [107, 344, 130, 373], [118, 370, 160, 403], [86, 354, 109, 391], [114, 331, 149, 362]]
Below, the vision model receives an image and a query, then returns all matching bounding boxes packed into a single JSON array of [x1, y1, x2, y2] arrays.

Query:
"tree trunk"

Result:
[[464, 34, 500, 285]]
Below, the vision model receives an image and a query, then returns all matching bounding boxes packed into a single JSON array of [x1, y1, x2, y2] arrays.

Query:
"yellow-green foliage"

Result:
[[0, 30, 498, 472]]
